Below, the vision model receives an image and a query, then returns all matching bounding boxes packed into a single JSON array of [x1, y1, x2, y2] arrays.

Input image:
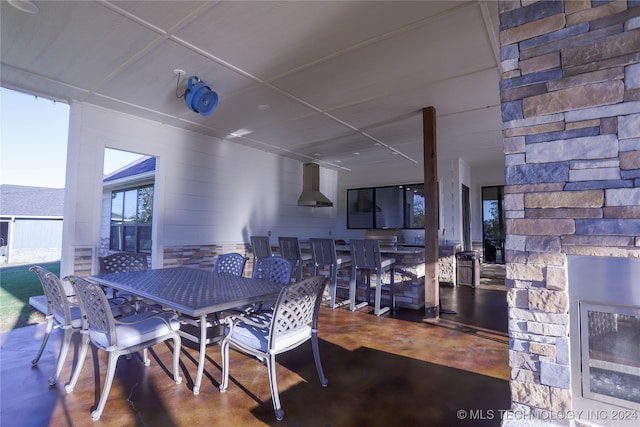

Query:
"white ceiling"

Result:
[[1, 0, 504, 174]]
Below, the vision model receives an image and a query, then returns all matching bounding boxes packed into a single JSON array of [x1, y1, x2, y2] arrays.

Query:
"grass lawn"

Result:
[[0, 262, 57, 332]]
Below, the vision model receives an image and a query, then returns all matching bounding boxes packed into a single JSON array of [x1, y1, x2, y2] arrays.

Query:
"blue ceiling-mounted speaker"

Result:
[[184, 76, 219, 116]]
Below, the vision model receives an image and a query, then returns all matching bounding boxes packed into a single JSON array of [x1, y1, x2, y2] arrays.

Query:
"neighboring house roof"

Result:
[[104, 156, 155, 183], [0, 185, 64, 217]]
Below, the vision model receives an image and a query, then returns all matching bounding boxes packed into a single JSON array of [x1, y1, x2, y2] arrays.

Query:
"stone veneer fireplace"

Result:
[[499, 1, 640, 426]]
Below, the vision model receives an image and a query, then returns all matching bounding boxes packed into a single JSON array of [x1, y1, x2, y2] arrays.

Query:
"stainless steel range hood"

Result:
[[297, 162, 333, 207]]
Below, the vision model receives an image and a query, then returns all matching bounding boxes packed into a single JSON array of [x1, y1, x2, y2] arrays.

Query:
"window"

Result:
[[347, 184, 425, 229], [110, 185, 153, 254]]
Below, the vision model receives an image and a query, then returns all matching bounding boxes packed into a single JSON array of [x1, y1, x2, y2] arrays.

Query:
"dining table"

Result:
[[88, 266, 284, 394]]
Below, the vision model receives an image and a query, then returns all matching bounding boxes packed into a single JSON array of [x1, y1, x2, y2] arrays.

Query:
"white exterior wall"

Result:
[[61, 103, 338, 276]]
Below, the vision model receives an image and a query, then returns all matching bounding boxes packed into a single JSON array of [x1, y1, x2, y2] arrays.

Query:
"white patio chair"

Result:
[[219, 275, 329, 421], [349, 239, 396, 316], [29, 266, 83, 386], [278, 236, 313, 282], [310, 238, 352, 309], [98, 251, 149, 309], [64, 275, 182, 421], [241, 256, 293, 313]]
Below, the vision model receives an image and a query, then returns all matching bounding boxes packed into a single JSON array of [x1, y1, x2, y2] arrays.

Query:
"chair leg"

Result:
[[65, 330, 90, 393], [50, 327, 74, 386], [219, 338, 230, 392], [32, 315, 54, 367], [266, 354, 284, 421], [91, 352, 120, 421], [311, 332, 328, 387], [172, 336, 182, 384], [374, 274, 390, 316]]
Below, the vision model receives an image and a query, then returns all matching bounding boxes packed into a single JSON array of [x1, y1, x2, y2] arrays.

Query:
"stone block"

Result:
[[569, 167, 620, 181], [561, 234, 634, 246], [605, 187, 640, 205], [619, 113, 640, 139], [524, 81, 625, 117], [503, 121, 566, 137], [505, 183, 565, 194], [507, 262, 544, 281], [565, 99, 640, 123], [530, 342, 556, 358], [555, 338, 570, 366], [565, 0, 627, 27], [526, 134, 619, 163], [520, 52, 561, 75], [501, 69, 564, 91], [565, 118, 601, 130], [627, 87, 640, 102], [528, 289, 568, 314], [525, 190, 603, 208], [563, 29, 640, 68], [627, 63, 640, 89], [502, 100, 524, 122], [546, 265, 567, 291], [512, 368, 537, 383], [520, 22, 589, 55], [549, 67, 625, 92], [505, 193, 525, 210], [565, 0, 590, 15], [621, 137, 640, 150], [525, 236, 562, 253], [627, 14, 640, 30], [566, 51, 640, 78], [503, 112, 565, 130], [505, 234, 527, 251], [571, 158, 619, 169], [511, 381, 551, 409], [501, 82, 549, 103], [507, 288, 529, 308], [510, 349, 541, 371], [600, 116, 618, 133], [504, 136, 526, 154], [620, 150, 640, 169], [604, 205, 640, 218], [550, 387, 572, 413], [508, 218, 575, 236], [575, 218, 640, 235], [528, 252, 566, 269], [501, 43, 519, 60], [525, 126, 599, 144], [505, 162, 569, 184], [565, 179, 633, 190], [622, 169, 640, 179], [540, 362, 570, 389], [500, 0, 563, 31]]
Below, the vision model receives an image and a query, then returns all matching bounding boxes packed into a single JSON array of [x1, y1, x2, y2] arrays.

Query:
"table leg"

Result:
[[193, 314, 207, 395]]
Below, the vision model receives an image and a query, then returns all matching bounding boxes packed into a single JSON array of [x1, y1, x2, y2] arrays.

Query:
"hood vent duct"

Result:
[[297, 163, 333, 207]]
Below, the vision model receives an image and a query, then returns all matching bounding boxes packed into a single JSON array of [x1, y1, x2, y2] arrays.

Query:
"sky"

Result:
[[0, 88, 70, 188], [1, 88, 144, 188]]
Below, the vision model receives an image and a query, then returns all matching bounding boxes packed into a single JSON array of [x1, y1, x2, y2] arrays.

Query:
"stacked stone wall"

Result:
[[499, 1, 639, 425]]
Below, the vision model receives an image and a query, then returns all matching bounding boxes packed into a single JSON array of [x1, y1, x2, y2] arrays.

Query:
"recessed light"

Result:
[[8, 0, 39, 14], [353, 152, 360, 155], [257, 104, 271, 111]]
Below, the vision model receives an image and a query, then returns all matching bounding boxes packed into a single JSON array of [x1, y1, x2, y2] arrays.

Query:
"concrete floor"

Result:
[[0, 274, 509, 427]]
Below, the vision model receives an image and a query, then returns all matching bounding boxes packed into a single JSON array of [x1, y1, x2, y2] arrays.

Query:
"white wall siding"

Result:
[[61, 103, 338, 275]]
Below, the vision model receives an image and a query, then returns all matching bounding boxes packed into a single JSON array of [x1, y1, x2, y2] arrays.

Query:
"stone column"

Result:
[[499, 1, 640, 425]]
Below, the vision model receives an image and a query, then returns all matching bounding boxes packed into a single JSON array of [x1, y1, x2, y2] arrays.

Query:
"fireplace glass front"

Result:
[[569, 255, 640, 424], [581, 303, 640, 409]]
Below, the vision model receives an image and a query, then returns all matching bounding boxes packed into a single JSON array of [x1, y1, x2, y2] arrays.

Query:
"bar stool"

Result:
[[250, 236, 273, 261], [349, 239, 395, 316], [310, 238, 351, 309], [278, 236, 313, 282]]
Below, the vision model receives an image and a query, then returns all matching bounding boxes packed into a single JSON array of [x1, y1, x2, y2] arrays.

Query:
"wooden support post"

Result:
[[423, 107, 439, 318]]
